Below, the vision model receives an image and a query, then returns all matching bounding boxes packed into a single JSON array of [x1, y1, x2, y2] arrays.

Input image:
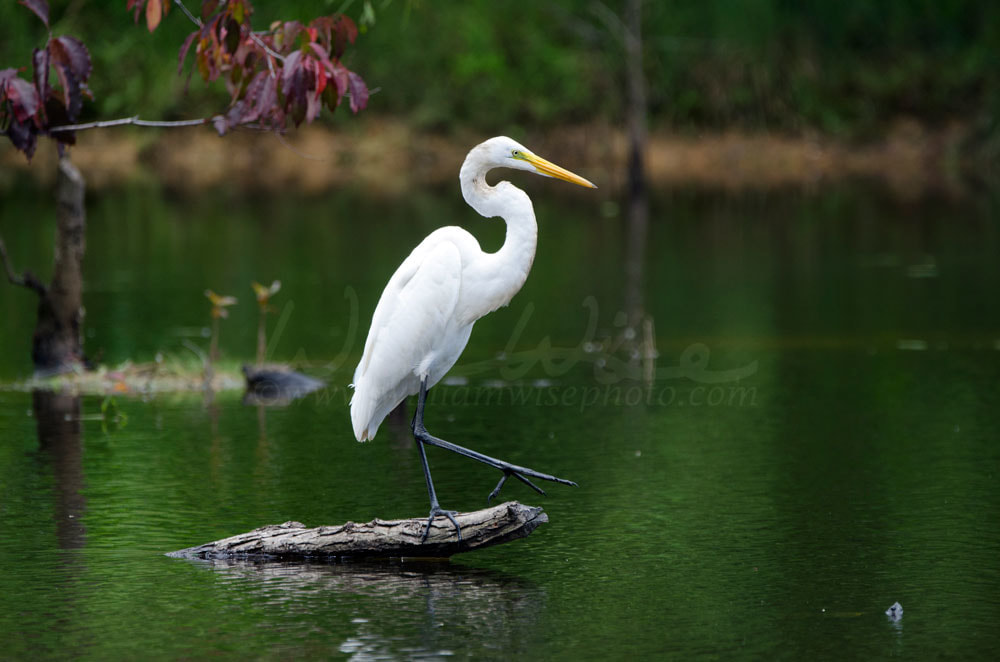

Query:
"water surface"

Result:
[[1, 182, 998, 659]]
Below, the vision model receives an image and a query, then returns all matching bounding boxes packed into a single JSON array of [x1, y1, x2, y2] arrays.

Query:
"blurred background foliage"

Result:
[[2, 0, 999, 142]]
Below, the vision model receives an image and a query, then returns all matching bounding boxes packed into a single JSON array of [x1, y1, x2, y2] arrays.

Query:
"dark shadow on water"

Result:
[[182, 558, 546, 657]]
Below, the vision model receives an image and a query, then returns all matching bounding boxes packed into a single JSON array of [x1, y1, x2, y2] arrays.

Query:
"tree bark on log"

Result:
[[168, 501, 549, 561]]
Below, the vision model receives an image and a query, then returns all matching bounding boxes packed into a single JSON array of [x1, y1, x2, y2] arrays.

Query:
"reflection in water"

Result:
[[190, 559, 546, 659], [32, 389, 86, 549], [622, 168, 657, 386], [241, 365, 325, 406]]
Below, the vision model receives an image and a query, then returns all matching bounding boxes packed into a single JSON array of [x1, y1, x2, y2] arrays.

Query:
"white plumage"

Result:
[[350, 136, 596, 442]]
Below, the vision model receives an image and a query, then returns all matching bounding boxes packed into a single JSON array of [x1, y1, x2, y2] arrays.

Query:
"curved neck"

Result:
[[460, 158, 538, 311]]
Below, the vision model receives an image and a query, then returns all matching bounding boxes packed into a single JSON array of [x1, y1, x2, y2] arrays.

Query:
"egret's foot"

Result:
[[488, 470, 547, 503], [486, 463, 577, 504], [421, 506, 462, 543], [488, 473, 511, 503]]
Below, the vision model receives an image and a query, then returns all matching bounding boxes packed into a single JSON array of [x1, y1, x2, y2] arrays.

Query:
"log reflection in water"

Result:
[[191, 559, 546, 658]]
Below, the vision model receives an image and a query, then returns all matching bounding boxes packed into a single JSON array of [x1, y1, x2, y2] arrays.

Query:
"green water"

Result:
[[1, 180, 999, 659]]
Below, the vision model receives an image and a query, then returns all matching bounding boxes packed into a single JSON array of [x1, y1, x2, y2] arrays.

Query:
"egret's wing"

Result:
[[351, 239, 462, 440]]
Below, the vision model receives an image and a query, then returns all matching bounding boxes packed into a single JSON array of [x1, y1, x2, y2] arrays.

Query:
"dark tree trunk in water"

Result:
[[622, 0, 650, 333], [624, 0, 647, 201], [0, 156, 87, 376], [34, 157, 87, 375], [33, 390, 87, 549]]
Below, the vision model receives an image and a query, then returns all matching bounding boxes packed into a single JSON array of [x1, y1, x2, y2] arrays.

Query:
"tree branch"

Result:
[[249, 31, 286, 64], [48, 116, 211, 133], [173, 0, 202, 28], [0, 235, 47, 295]]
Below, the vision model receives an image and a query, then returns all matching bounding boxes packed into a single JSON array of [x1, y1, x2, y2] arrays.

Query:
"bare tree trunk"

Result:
[[622, 0, 654, 385], [621, 0, 649, 330], [1, 156, 87, 376], [624, 0, 647, 200], [34, 157, 87, 375]]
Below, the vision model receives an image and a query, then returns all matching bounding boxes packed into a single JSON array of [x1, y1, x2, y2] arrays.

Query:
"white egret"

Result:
[[351, 136, 596, 540]]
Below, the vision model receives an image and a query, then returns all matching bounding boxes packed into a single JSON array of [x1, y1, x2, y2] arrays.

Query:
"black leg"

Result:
[[411, 377, 578, 511], [414, 435, 462, 542], [412, 379, 461, 542]]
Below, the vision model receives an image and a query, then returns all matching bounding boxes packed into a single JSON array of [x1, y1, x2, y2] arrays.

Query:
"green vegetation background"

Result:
[[2, 1, 999, 140]]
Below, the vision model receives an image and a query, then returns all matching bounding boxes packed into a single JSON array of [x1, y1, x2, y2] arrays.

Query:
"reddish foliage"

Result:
[[19, 0, 49, 28], [141, 0, 371, 134], [2, 0, 369, 160], [174, 1, 369, 134], [1, 8, 93, 159]]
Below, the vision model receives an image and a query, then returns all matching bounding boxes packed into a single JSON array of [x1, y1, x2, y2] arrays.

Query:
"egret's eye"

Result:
[[512, 150, 522, 158]]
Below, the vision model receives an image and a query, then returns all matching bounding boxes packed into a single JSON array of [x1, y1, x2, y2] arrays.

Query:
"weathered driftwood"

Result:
[[167, 501, 548, 560]]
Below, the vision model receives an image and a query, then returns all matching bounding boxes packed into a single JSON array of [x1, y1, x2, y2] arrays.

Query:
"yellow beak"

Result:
[[524, 153, 597, 188]]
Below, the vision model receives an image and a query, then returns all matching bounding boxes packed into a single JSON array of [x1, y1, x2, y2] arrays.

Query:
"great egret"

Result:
[[351, 136, 596, 541]]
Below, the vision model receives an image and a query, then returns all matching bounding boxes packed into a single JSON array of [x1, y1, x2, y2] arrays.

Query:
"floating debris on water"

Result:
[[897, 339, 928, 351], [885, 602, 903, 621]]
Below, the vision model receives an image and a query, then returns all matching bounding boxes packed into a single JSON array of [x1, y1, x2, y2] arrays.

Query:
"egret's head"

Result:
[[478, 136, 597, 189]]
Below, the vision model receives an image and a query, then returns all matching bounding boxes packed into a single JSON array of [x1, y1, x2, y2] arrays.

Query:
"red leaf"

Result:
[[6, 118, 38, 160], [281, 50, 302, 94], [238, 70, 268, 123], [18, 0, 49, 27], [328, 61, 348, 98], [315, 63, 327, 97], [146, 0, 162, 31], [347, 71, 368, 113], [331, 15, 358, 58], [309, 42, 334, 74], [280, 21, 304, 52], [4, 76, 41, 122], [178, 31, 197, 74], [280, 52, 309, 127], [51, 64, 82, 120], [51, 36, 93, 83], [32, 48, 49, 119], [201, 0, 220, 22], [309, 16, 334, 47]]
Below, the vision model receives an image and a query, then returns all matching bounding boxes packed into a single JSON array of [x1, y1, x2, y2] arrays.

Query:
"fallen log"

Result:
[[167, 501, 548, 561]]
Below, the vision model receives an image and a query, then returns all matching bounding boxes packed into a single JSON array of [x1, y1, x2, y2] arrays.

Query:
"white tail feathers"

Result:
[[350, 388, 376, 442]]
